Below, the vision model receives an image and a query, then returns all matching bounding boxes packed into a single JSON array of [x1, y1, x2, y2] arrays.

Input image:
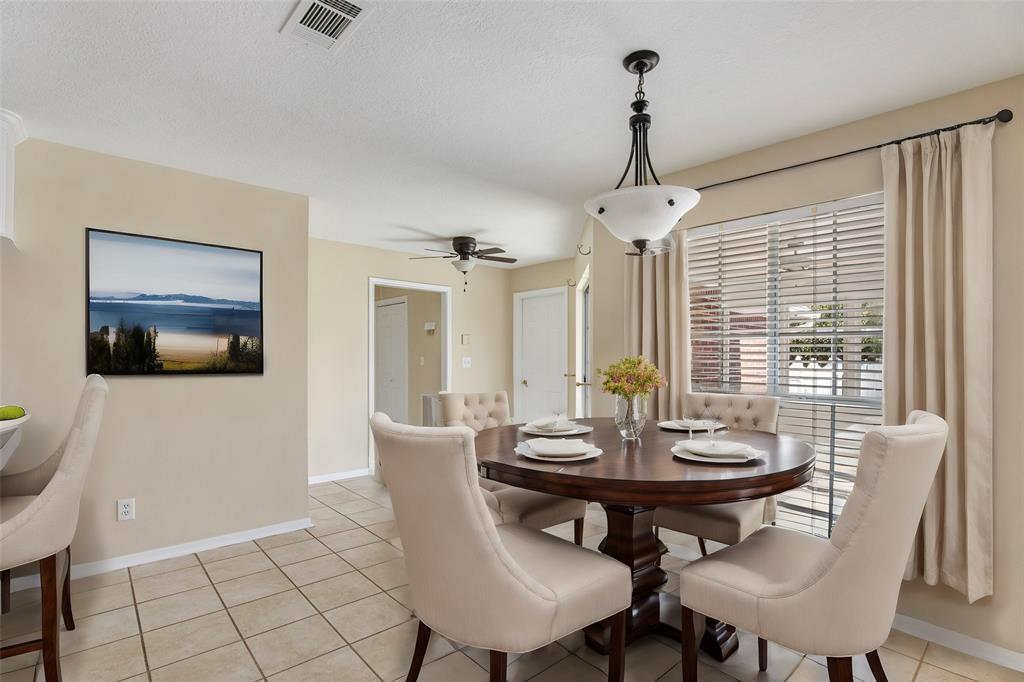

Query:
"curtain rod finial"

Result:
[[996, 109, 1013, 123]]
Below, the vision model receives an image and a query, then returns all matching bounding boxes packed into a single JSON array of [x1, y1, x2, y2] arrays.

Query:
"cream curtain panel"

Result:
[[881, 123, 995, 603], [624, 231, 690, 420]]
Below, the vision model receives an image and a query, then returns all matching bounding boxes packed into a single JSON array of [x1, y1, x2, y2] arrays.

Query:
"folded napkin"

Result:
[[0, 405, 26, 421], [525, 438, 593, 457], [529, 413, 573, 431], [675, 439, 752, 459]]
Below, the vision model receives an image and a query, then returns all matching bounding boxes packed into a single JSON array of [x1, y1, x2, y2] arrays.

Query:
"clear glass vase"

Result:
[[614, 395, 647, 440]]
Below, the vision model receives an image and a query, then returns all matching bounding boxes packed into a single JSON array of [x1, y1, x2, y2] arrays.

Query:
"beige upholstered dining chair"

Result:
[[439, 391, 588, 544], [676, 411, 948, 682], [370, 414, 631, 682], [1, 375, 109, 682], [654, 392, 781, 555]]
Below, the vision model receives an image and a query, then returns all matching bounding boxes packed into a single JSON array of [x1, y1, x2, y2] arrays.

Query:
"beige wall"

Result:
[[590, 75, 1024, 650], [1, 140, 310, 564], [509, 258, 576, 415], [375, 286, 443, 426], [308, 238, 512, 477]]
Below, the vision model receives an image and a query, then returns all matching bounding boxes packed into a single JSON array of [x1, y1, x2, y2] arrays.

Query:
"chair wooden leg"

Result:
[[1, 569, 10, 614], [406, 620, 431, 682], [40, 554, 62, 682], [866, 650, 888, 682], [758, 637, 768, 672], [680, 605, 698, 682], [62, 546, 75, 630], [574, 518, 584, 546], [826, 657, 853, 682], [697, 537, 708, 556], [607, 608, 626, 682], [489, 650, 507, 682]]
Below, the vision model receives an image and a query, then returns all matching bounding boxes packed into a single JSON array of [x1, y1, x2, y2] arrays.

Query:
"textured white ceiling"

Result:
[[2, 1, 1022, 266]]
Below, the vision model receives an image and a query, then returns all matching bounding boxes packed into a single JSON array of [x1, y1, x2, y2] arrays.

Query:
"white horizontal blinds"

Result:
[[689, 222, 770, 394], [686, 193, 884, 537]]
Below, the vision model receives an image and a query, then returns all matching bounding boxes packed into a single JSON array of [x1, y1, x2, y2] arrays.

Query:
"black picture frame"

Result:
[[85, 228, 264, 376]]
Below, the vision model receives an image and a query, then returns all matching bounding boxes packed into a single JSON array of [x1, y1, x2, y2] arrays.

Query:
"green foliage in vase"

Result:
[[598, 355, 667, 399]]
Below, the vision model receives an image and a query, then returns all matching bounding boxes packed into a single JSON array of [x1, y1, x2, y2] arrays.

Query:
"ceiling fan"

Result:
[[409, 236, 517, 272]]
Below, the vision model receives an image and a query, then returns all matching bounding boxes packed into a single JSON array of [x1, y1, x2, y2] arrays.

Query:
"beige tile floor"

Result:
[[2, 477, 1021, 682]]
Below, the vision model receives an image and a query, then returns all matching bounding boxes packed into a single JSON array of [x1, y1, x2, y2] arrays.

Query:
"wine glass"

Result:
[[702, 406, 718, 443]]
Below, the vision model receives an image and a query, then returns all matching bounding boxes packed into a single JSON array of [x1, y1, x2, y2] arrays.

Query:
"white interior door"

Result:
[[515, 288, 568, 422], [374, 299, 408, 423]]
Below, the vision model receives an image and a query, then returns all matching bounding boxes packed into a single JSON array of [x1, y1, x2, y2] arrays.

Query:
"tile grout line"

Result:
[[194, 551, 271, 681], [304, 485, 426, 681], [251, 528, 386, 682], [128, 564, 158, 681]]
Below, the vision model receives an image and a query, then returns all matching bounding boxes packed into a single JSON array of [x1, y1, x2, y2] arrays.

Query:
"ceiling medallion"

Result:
[[584, 50, 700, 256]]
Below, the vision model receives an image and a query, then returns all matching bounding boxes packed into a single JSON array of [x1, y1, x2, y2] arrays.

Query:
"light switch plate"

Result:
[[461, 356, 472, 368]]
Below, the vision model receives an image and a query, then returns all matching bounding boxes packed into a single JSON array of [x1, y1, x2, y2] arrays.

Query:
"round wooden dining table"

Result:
[[474, 417, 815, 660]]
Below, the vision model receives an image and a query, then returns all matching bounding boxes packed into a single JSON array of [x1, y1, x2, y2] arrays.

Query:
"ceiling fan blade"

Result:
[[408, 255, 453, 260], [424, 248, 456, 254], [476, 255, 517, 264], [474, 247, 505, 256]]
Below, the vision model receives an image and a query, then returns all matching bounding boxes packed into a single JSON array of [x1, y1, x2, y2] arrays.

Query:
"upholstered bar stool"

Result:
[[0, 375, 109, 682], [654, 392, 781, 555], [439, 391, 588, 544], [370, 414, 631, 682], [676, 411, 948, 682]]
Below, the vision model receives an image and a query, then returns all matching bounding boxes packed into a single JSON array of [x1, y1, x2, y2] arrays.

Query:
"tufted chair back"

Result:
[[369, 413, 562, 650], [439, 391, 512, 433], [684, 392, 780, 434]]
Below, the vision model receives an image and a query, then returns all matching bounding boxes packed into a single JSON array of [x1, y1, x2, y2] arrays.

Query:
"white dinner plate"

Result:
[[658, 419, 726, 432], [519, 424, 594, 436], [677, 439, 748, 456], [671, 444, 763, 464], [515, 444, 603, 463]]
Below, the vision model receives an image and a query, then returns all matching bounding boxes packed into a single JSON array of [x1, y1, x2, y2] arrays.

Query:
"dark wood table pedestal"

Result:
[[581, 504, 738, 661]]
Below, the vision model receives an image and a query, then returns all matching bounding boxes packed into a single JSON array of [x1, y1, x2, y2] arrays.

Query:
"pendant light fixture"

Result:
[[584, 50, 700, 255]]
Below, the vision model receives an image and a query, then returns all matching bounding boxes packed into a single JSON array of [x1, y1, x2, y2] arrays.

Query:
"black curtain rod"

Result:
[[695, 109, 1014, 193]]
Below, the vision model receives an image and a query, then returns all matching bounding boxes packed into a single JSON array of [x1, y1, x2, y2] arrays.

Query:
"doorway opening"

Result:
[[368, 278, 451, 471]]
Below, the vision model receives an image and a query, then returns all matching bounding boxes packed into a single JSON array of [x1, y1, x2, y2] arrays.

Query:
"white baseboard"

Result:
[[893, 613, 1024, 672], [11, 517, 312, 593], [308, 468, 370, 485]]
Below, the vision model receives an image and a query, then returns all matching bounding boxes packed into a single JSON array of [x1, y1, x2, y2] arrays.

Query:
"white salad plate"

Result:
[[671, 441, 764, 464], [520, 424, 594, 436], [658, 419, 726, 432], [515, 443, 603, 463]]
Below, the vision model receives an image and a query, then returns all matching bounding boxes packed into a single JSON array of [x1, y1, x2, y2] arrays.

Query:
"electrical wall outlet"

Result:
[[117, 498, 135, 521], [462, 356, 472, 368]]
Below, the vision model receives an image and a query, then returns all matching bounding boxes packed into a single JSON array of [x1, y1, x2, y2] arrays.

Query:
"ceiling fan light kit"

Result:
[[584, 50, 700, 255], [408, 235, 517, 291]]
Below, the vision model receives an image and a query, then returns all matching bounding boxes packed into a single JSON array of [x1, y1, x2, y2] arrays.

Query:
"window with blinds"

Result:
[[687, 193, 884, 537]]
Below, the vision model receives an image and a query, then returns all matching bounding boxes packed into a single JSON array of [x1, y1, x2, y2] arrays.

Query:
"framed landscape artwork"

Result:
[[86, 229, 263, 375]]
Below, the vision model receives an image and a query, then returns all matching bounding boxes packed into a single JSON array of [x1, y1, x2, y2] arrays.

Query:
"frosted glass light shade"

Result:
[[452, 259, 476, 274], [584, 185, 700, 243]]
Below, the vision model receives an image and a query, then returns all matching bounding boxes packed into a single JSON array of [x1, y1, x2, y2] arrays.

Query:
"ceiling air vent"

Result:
[[281, 0, 366, 53]]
